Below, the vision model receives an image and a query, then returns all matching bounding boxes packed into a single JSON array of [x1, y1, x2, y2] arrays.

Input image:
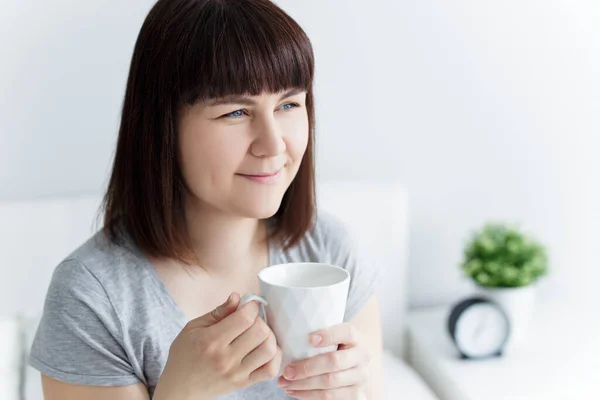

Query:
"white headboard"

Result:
[[0, 181, 409, 357]]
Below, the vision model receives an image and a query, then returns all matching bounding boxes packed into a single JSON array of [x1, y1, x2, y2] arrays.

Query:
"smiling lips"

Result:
[[237, 168, 283, 184]]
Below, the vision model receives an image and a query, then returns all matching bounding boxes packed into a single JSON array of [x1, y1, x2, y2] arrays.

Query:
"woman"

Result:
[[29, 0, 384, 399]]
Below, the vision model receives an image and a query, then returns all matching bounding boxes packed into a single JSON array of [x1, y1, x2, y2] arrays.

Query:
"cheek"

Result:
[[178, 124, 248, 184], [284, 115, 309, 161]]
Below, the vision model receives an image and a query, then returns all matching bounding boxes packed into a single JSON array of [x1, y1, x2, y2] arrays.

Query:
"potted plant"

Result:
[[460, 222, 548, 349]]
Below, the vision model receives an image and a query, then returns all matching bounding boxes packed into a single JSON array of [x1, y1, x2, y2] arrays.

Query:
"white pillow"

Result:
[[22, 315, 43, 400], [0, 317, 21, 400], [383, 351, 439, 400]]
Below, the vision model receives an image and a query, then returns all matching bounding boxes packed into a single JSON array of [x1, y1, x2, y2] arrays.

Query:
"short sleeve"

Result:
[[317, 213, 381, 322], [28, 259, 140, 386]]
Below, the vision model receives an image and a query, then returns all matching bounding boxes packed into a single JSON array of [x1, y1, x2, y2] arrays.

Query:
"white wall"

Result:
[[0, 0, 154, 200], [1, 0, 598, 308], [282, 0, 600, 307]]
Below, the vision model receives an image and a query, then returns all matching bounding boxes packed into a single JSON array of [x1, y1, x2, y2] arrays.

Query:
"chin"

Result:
[[232, 193, 285, 219], [236, 203, 282, 219], [229, 173, 295, 218]]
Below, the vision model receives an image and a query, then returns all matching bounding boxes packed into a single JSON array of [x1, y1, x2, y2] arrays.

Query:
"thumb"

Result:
[[197, 292, 240, 327]]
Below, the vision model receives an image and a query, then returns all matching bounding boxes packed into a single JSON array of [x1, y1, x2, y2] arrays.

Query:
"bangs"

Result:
[[179, 0, 314, 104]]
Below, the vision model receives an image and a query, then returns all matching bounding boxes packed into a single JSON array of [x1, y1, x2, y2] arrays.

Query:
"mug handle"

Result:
[[237, 293, 269, 325]]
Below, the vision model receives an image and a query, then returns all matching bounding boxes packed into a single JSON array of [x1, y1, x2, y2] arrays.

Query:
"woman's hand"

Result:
[[277, 323, 371, 399], [154, 293, 282, 400]]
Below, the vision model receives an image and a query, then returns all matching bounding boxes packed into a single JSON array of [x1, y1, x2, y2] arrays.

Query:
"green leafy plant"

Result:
[[461, 222, 548, 288]]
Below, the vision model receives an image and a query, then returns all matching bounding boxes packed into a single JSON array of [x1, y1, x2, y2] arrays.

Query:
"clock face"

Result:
[[454, 302, 509, 358]]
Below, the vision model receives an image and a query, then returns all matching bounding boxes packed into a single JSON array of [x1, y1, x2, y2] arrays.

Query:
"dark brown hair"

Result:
[[102, 0, 316, 263]]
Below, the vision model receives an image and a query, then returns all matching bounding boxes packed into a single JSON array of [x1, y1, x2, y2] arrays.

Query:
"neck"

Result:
[[184, 197, 269, 276]]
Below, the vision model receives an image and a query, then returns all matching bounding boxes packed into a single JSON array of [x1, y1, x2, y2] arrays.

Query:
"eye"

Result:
[[280, 102, 300, 111], [221, 109, 247, 119]]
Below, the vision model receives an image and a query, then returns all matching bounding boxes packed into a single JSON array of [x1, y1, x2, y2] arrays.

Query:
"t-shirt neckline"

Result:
[[125, 231, 278, 325]]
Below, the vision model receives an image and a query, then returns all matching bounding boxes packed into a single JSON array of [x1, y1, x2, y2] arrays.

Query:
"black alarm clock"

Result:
[[448, 297, 511, 360]]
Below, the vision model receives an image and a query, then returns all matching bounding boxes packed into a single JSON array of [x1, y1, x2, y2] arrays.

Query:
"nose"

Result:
[[250, 114, 286, 158]]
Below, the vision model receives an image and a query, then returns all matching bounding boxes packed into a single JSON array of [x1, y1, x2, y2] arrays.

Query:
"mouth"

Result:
[[237, 168, 283, 184]]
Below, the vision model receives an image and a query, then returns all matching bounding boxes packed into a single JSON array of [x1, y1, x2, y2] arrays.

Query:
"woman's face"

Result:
[[177, 89, 309, 219]]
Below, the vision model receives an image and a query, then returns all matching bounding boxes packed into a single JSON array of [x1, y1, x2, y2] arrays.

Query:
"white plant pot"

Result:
[[474, 284, 537, 353]]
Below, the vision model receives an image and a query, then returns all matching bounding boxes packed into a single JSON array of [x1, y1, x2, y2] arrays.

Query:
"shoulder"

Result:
[[47, 230, 145, 306], [41, 230, 151, 340], [59, 230, 143, 284], [45, 234, 109, 301], [308, 210, 356, 252], [274, 210, 357, 265], [67, 229, 140, 277]]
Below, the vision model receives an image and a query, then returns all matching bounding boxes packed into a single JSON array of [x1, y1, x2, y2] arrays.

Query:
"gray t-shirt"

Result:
[[29, 211, 380, 399]]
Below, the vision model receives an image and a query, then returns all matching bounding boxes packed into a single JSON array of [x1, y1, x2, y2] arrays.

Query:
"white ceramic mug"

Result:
[[237, 262, 350, 367]]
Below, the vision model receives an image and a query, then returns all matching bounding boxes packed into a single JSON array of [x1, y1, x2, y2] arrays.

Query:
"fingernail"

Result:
[[284, 366, 296, 379], [226, 294, 233, 304], [310, 334, 323, 346]]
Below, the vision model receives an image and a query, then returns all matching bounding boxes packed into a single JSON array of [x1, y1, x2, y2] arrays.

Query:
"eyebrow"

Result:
[[206, 88, 305, 107]]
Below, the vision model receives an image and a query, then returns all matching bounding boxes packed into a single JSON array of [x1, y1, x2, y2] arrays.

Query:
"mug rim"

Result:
[[258, 262, 350, 290]]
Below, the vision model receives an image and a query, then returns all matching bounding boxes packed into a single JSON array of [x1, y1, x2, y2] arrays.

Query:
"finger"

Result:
[[278, 367, 368, 391], [208, 300, 260, 345], [190, 292, 240, 328], [241, 329, 278, 373], [310, 323, 360, 348], [285, 386, 364, 400], [283, 347, 369, 381], [249, 346, 283, 383], [210, 292, 241, 322], [229, 316, 271, 358]]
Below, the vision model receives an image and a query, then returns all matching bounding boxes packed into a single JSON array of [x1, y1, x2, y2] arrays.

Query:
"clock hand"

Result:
[[472, 314, 489, 342]]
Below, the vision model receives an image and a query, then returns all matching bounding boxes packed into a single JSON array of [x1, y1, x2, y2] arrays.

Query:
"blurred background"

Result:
[[3, 0, 599, 305], [1, 1, 599, 399]]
